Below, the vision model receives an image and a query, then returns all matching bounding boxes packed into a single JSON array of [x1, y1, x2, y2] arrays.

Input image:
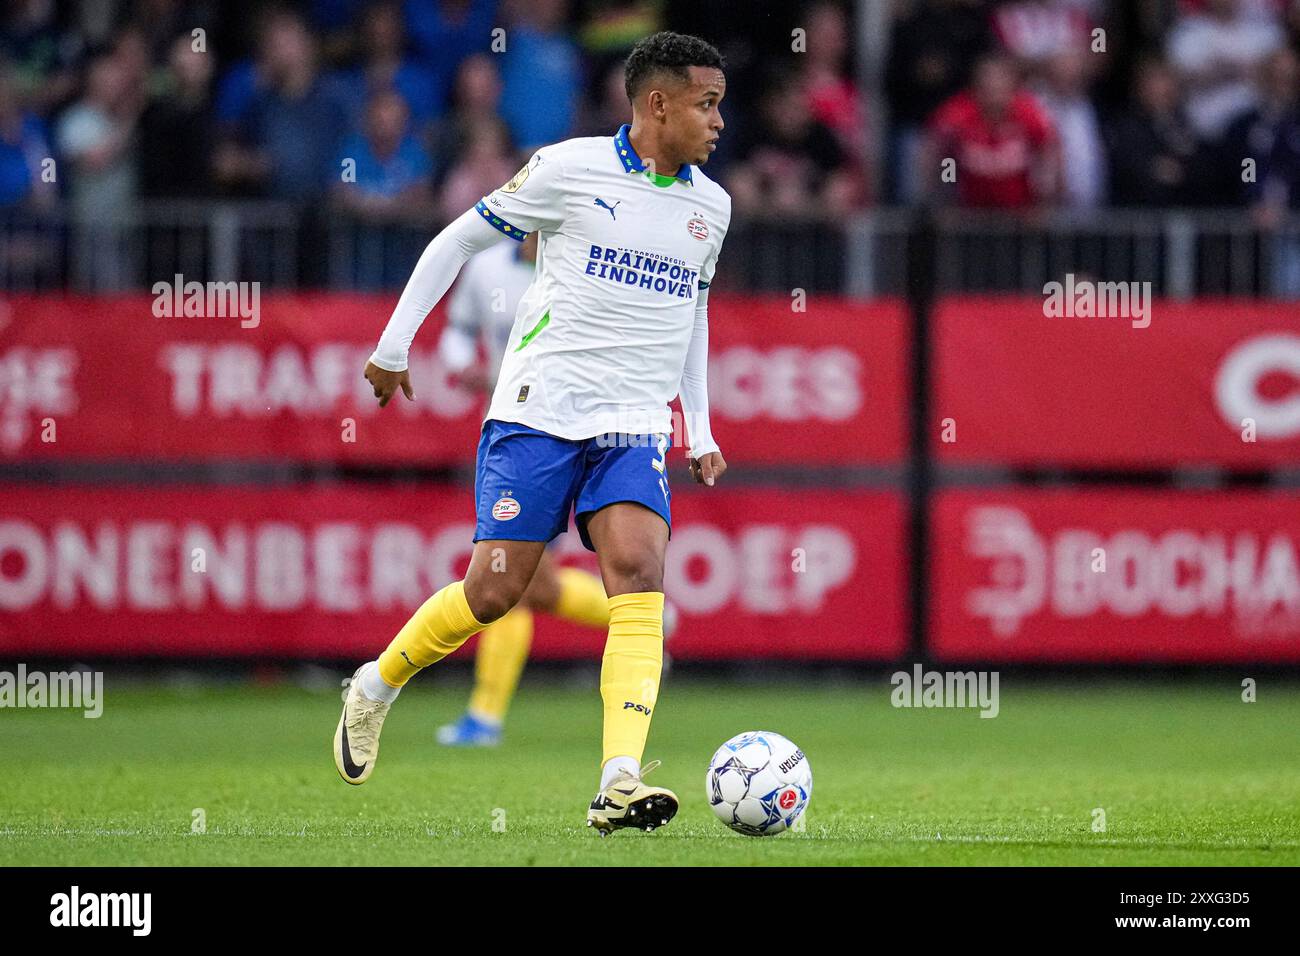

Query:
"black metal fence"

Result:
[[4, 203, 1300, 298]]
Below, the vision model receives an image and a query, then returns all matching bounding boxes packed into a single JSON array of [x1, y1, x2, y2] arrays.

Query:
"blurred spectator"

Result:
[[884, 0, 995, 203], [0, 63, 53, 208], [332, 87, 433, 221], [213, 57, 260, 128], [922, 53, 1060, 209], [128, 0, 217, 68], [799, 1, 867, 168], [404, 0, 499, 112], [0, 0, 83, 115], [214, 9, 348, 201], [1106, 55, 1213, 207], [307, 0, 371, 62], [140, 34, 216, 198], [1242, 46, 1300, 295], [726, 72, 862, 217], [1167, 0, 1285, 139], [577, 1, 662, 113], [1222, 45, 1299, 204], [575, 61, 632, 136], [430, 52, 502, 179], [113, 27, 154, 110], [438, 117, 517, 220], [498, 0, 581, 151], [992, 0, 1096, 84], [56, 52, 141, 219], [1034, 49, 1106, 208], [337, 1, 440, 133], [57, 51, 143, 289]]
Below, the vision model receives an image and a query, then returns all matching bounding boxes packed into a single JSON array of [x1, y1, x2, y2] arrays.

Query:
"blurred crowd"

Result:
[[0, 0, 867, 227], [890, 0, 1300, 218], [4, 0, 1300, 228]]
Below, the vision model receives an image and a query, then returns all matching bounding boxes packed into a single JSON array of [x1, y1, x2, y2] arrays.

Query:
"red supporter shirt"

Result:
[[929, 90, 1056, 208]]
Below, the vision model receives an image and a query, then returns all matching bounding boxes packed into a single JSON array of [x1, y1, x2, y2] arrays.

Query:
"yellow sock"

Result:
[[600, 591, 665, 765], [467, 606, 534, 722], [553, 566, 610, 628], [377, 580, 485, 687]]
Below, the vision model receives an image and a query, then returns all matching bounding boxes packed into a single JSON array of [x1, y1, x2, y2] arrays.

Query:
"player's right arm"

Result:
[[363, 208, 504, 406], [365, 149, 565, 407]]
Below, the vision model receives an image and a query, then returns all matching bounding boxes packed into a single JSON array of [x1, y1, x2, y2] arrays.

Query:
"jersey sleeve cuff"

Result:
[[367, 351, 407, 373], [474, 200, 528, 242], [689, 441, 720, 459]]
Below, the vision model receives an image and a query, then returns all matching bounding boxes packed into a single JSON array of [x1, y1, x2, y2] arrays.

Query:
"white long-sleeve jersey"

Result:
[[369, 124, 730, 458]]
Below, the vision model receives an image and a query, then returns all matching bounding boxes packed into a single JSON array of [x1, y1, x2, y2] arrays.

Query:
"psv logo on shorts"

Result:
[[492, 496, 521, 521]]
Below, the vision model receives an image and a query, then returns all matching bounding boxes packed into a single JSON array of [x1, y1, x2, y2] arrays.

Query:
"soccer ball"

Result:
[[705, 731, 812, 836]]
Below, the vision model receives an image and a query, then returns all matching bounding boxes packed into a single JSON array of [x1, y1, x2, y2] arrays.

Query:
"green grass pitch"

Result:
[[3, 674, 1299, 866]]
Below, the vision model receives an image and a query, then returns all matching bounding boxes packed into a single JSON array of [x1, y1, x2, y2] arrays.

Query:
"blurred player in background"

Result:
[[433, 230, 679, 747]]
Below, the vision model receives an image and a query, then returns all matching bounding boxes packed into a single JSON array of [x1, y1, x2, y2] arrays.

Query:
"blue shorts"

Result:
[[473, 419, 672, 552]]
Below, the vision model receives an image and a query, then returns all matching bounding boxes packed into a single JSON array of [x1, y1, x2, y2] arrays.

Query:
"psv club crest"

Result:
[[492, 496, 521, 521]]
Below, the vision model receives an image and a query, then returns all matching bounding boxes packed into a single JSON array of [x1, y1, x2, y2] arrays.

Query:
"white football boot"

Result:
[[586, 760, 679, 836], [333, 664, 392, 785]]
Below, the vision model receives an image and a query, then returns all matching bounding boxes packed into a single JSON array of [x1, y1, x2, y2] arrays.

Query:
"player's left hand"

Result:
[[690, 451, 727, 487]]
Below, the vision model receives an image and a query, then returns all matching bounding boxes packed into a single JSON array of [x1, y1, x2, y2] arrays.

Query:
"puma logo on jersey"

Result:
[[594, 197, 621, 219]]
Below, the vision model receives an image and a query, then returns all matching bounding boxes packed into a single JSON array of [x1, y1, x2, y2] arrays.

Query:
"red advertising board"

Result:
[[0, 485, 907, 661], [933, 296, 1300, 468], [0, 294, 907, 466], [932, 489, 1300, 663]]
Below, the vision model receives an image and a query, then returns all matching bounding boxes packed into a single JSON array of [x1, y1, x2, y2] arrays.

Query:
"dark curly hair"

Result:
[[624, 31, 725, 104]]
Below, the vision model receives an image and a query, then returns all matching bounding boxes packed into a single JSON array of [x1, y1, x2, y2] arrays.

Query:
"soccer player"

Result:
[[334, 31, 730, 836]]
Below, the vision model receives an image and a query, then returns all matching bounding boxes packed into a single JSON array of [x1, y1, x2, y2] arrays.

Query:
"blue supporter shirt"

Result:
[[404, 0, 498, 116], [335, 131, 431, 198], [336, 61, 441, 129], [498, 27, 580, 148], [245, 78, 349, 200], [0, 115, 49, 206]]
